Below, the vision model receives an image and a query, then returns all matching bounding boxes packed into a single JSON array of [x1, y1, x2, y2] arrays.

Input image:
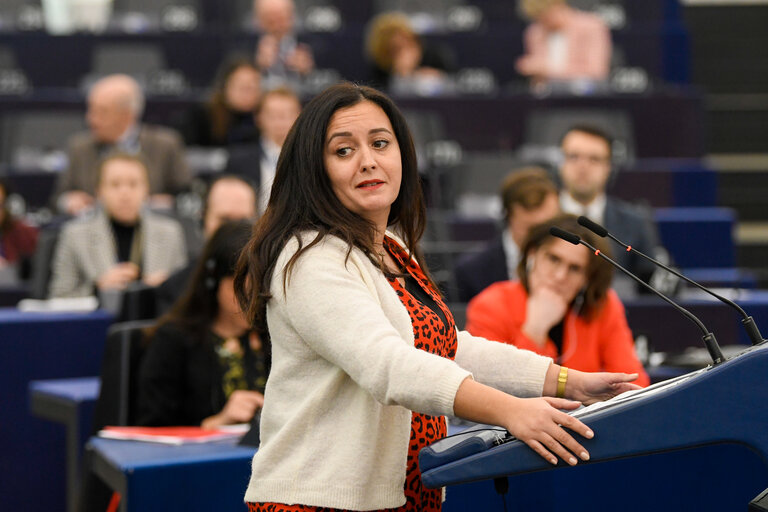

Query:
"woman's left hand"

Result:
[[566, 369, 642, 406]]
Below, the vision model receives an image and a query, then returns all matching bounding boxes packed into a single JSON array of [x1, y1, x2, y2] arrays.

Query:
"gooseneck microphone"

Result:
[[577, 215, 765, 346], [549, 226, 726, 365]]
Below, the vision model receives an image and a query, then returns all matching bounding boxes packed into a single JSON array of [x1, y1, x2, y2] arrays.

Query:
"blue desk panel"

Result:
[[611, 162, 718, 208], [29, 377, 101, 512], [624, 290, 768, 351], [88, 437, 256, 512], [655, 207, 736, 268], [0, 309, 113, 512], [443, 444, 768, 512]]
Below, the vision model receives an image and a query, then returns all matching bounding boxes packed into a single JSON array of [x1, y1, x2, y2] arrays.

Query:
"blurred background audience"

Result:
[[466, 214, 649, 386], [454, 167, 560, 302], [2, 0, 767, 507], [252, 0, 315, 90], [557, 124, 667, 293], [225, 86, 302, 212], [155, 175, 258, 314], [54, 74, 190, 216], [0, 178, 38, 273], [137, 220, 269, 428], [515, 0, 612, 91], [365, 11, 454, 95], [178, 57, 262, 148], [48, 153, 187, 298]]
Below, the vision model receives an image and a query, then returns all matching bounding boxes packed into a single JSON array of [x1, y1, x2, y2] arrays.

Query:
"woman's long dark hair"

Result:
[[234, 82, 431, 335], [151, 220, 255, 339], [207, 57, 260, 143]]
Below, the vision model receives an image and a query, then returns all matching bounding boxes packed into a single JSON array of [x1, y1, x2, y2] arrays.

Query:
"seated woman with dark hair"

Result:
[[180, 57, 262, 147], [137, 220, 269, 428], [466, 214, 649, 386]]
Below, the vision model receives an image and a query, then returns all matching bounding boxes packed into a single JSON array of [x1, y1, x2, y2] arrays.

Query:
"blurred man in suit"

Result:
[[454, 167, 560, 302], [155, 175, 259, 314], [558, 124, 665, 288], [55, 74, 191, 215], [225, 86, 301, 213]]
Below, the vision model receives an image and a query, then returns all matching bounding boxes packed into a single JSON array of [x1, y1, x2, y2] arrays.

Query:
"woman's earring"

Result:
[[526, 256, 535, 275]]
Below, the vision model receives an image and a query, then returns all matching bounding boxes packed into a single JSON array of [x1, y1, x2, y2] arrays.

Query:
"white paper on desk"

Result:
[[569, 368, 706, 419], [17, 296, 99, 312]]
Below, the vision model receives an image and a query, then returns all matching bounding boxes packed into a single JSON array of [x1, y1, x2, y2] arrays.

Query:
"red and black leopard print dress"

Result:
[[248, 236, 457, 512]]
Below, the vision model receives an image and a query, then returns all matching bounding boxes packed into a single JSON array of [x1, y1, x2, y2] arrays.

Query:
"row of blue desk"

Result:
[[0, 309, 113, 512], [10, 288, 768, 511]]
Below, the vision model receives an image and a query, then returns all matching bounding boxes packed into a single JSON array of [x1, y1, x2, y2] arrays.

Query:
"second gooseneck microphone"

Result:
[[549, 226, 726, 365], [577, 215, 764, 346]]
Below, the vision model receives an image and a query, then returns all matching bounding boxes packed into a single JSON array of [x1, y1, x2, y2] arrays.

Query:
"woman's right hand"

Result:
[[502, 395, 592, 466], [201, 390, 264, 430], [454, 378, 593, 466]]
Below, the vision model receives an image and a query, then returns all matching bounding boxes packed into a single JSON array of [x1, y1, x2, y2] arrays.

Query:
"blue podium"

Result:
[[422, 343, 768, 511]]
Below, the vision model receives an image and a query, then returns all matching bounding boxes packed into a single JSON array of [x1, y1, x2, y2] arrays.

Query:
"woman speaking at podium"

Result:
[[234, 83, 640, 512]]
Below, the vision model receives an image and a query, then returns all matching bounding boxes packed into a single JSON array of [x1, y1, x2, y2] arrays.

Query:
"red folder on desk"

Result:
[[98, 425, 248, 445]]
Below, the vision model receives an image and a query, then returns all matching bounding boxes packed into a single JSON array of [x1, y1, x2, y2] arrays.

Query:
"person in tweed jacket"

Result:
[[49, 153, 187, 298]]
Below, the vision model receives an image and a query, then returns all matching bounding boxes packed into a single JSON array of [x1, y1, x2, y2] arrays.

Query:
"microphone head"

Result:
[[549, 226, 581, 245], [577, 216, 608, 237]]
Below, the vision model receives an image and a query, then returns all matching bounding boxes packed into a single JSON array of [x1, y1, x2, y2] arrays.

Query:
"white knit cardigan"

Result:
[[243, 232, 552, 510]]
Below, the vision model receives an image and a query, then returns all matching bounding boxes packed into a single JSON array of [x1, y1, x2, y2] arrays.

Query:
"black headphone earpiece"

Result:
[[572, 287, 586, 315], [204, 257, 218, 292], [526, 255, 535, 275]]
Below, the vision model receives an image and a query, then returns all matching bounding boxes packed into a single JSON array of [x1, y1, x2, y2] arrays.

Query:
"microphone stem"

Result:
[[702, 333, 725, 365], [608, 233, 764, 345], [582, 242, 709, 336], [584, 241, 724, 365]]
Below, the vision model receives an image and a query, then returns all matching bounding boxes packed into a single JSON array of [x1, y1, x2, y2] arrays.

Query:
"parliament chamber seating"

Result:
[[2, 1, 766, 510]]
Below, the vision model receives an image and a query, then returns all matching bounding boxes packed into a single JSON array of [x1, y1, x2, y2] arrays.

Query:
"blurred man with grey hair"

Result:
[[252, 0, 314, 89], [55, 74, 190, 215]]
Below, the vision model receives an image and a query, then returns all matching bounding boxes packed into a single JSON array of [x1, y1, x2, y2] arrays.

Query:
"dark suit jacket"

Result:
[[224, 142, 271, 210], [603, 197, 664, 284], [454, 234, 509, 303], [178, 104, 259, 147], [55, 124, 191, 201]]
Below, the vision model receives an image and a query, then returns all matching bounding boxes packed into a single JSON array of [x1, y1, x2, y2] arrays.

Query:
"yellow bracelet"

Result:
[[556, 366, 568, 398]]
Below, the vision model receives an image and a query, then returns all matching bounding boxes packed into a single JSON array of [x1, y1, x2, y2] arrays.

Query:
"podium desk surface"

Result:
[[423, 343, 768, 511]]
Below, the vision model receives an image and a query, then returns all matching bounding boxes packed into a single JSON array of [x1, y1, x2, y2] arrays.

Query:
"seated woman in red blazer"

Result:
[[466, 214, 649, 387]]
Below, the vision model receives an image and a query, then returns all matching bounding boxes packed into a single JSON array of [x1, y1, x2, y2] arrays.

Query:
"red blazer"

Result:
[[0, 218, 38, 263], [466, 281, 649, 387]]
